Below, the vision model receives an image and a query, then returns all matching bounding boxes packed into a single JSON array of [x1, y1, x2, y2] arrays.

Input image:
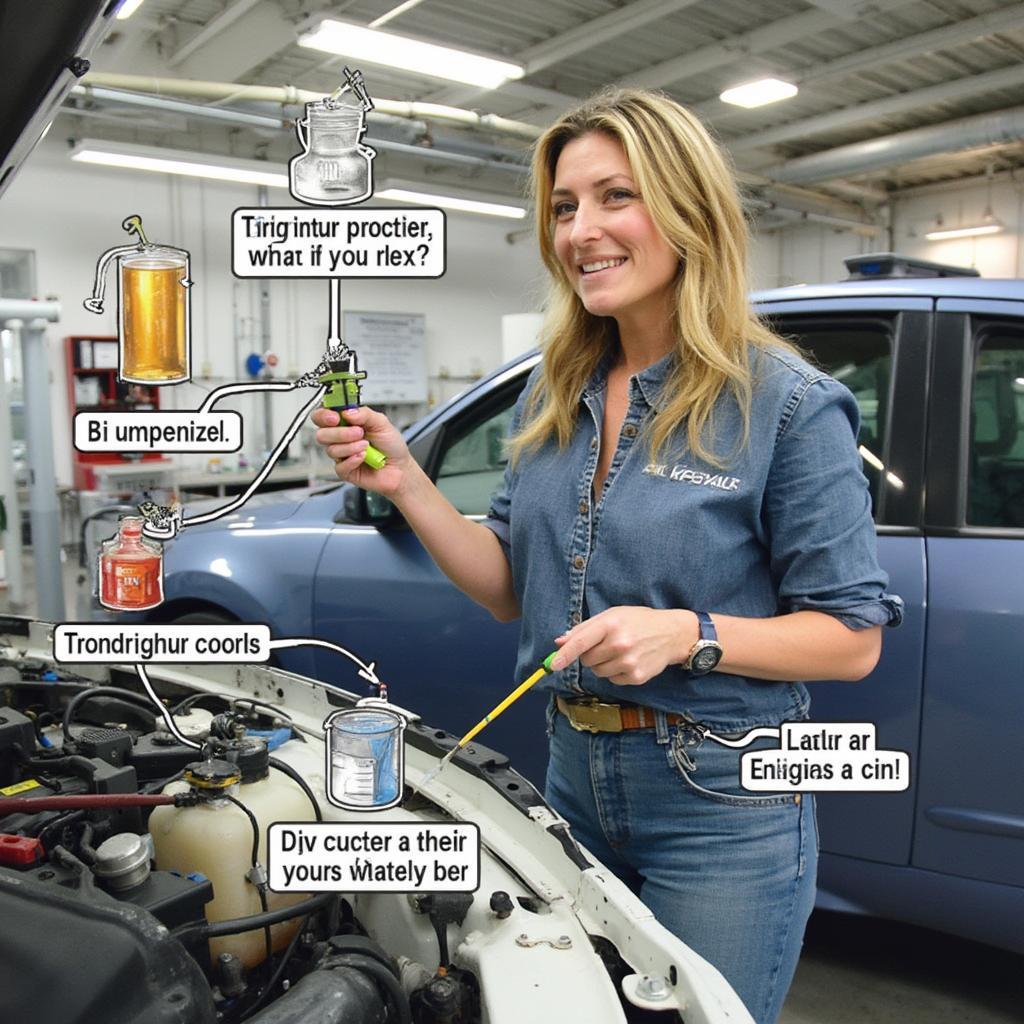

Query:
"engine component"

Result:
[[241, 962, 387, 1024], [0, 852, 216, 1024], [149, 745, 313, 969], [0, 708, 35, 785], [93, 831, 151, 891]]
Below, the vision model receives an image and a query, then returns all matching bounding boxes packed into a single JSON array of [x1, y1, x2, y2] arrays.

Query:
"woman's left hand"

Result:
[[549, 607, 698, 686]]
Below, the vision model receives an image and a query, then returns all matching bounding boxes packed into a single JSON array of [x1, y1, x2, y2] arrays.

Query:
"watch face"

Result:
[[692, 646, 722, 673]]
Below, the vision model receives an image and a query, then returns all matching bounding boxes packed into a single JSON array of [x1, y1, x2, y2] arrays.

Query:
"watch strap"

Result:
[[695, 610, 717, 643]]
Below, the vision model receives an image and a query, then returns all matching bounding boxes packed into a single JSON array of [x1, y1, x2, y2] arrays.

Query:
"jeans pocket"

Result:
[[667, 730, 798, 808]]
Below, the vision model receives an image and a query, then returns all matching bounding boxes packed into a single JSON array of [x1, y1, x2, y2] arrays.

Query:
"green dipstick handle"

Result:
[[319, 350, 387, 471]]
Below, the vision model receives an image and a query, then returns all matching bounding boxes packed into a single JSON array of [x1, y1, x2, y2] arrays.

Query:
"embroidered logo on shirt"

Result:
[[642, 463, 741, 491]]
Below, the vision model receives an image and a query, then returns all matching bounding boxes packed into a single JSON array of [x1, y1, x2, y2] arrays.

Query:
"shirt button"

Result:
[[578, 500, 589, 515], [623, 424, 638, 438], [573, 555, 586, 570], [571, 611, 582, 625]]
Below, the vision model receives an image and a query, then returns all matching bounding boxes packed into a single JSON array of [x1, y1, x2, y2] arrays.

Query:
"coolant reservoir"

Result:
[[149, 742, 313, 968]]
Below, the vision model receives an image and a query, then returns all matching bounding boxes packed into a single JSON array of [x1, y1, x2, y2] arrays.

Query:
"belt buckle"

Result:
[[566, 698, 623, 733]]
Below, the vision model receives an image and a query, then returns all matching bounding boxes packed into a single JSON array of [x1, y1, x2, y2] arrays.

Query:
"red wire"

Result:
[[1, 794, 175, 813]]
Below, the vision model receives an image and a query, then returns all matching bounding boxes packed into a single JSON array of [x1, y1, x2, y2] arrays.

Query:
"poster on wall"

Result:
[[343, 311, 428, 404]]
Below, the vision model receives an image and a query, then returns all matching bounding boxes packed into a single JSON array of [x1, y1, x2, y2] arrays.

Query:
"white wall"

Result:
[[749, 177, 1024, 289], [0, 135, 546, 484]]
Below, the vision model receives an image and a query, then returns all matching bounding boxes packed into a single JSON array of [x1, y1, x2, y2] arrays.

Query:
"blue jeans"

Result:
[[544, 705, 817, 1024]]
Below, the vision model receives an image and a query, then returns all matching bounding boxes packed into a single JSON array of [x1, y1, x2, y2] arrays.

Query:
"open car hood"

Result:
[[0, 615, 750, 1024], [0, 0, 116, 201]]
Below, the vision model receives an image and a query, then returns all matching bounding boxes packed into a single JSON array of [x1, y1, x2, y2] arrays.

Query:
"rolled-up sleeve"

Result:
[[765, 377, 904, 629]]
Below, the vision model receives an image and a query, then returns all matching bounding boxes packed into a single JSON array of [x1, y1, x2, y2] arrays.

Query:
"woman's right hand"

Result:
[[311, 405, 414, 499]]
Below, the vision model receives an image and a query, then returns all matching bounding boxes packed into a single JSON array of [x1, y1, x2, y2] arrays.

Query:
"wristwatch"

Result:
[[683, 611, 723, 676]]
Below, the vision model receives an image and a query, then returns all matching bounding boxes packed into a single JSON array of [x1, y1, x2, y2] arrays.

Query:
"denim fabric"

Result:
[[545, 705, 817, 1024], [483, 346, 903, 730]]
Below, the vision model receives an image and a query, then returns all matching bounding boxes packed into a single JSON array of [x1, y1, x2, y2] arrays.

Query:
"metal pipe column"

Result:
[[0, 324, 25, 607], [2, 300, 66, 621]]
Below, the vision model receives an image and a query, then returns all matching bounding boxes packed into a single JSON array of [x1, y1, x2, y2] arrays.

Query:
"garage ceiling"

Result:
[[65, 0, 1024, 221]]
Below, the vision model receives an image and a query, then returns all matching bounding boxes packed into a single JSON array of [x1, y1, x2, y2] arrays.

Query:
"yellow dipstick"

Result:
[[421, 652, 558, 786]]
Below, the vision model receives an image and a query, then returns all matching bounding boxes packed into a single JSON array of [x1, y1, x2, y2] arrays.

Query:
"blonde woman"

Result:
[[313, 89, 902, 1023]]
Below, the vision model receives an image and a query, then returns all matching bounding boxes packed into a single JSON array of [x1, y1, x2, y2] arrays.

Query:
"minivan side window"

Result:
[[776, 322, 893, 518], [968, 333, 1024, 528], [435, 400, 516, 515]]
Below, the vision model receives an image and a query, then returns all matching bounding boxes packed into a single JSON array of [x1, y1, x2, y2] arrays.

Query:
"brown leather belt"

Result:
[[555, 696, 686, 733]]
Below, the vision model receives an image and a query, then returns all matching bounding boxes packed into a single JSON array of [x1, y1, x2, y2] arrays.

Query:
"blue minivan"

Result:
[[141, 254, 1024, 954]]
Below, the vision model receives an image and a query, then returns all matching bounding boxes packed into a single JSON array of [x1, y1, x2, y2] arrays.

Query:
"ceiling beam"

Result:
[[626, 8, 838, 90], [167, 0, 262, 68], [424, 0, 700, 113], [729, 62, 1024, 154], [173, 0, 295, 83], [519, 0, 703, 74], [796, 1, 1024, 88]]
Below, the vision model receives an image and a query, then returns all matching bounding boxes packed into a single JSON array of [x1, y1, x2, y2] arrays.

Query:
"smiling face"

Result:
[[551, 131, 680, 333]]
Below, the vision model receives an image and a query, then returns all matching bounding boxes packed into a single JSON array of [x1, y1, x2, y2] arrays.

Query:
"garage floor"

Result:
[[3, 553, 1021, 1022], [782, 912, 1023, 1023]]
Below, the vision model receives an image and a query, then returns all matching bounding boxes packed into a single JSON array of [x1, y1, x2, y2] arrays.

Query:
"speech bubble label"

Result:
[[74, 411, 243, 453], [740, 722, 910, 792], [231, 207, 446, 279], [268, 822, 480, 893], [53, 624, 272, 663]]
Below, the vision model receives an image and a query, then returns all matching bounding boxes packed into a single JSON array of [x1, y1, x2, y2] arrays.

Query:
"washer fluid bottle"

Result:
[[98, 516, 163, 611], [149, 742, 312, 969]]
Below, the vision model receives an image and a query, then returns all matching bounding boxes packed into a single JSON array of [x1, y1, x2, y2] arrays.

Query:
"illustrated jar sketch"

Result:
[[326, 701, 405, 810], [290, 101, 375, 206], [98, 516, 164, 611], [84, 215, 191, 384]]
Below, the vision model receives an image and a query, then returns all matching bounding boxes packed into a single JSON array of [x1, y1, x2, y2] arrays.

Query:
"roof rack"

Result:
[[844, 252, 981, 280]]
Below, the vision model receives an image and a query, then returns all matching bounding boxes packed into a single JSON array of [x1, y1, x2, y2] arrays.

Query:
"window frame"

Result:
[[927, 311, 1024, 538], [764, 308, 930, 532]]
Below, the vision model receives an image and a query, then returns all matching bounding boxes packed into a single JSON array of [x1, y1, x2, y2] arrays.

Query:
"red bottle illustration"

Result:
[[98, 517, 163, 611]]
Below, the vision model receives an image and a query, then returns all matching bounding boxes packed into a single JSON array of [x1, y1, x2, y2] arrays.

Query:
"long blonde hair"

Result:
[[510, 88, 792, 468]]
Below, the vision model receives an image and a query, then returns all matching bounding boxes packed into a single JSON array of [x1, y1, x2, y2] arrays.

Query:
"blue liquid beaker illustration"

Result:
[[326, 702, 405, 810]]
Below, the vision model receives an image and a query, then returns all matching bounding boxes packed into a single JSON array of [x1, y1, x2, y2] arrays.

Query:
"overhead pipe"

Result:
[[69, 85, 427, 145], [763, 105, 1024, 186], [82, 73, 542, 140]]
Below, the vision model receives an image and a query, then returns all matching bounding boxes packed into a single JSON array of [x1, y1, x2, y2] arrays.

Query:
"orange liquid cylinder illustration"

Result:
[[121, 252, 189, 382], [99, 517, 164, 611]]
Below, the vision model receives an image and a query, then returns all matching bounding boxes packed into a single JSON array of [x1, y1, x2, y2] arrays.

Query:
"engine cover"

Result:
[[0, 859, 216, 1024]]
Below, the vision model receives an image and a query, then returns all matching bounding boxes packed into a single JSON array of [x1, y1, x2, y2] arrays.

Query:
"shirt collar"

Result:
[[582, 346, 677, 412]]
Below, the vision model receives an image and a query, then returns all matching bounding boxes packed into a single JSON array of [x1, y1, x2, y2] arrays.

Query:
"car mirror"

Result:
[[340, 484, 403, 527]]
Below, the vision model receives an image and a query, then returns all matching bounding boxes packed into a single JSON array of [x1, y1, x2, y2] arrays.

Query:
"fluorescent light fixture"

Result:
[[720, 78, 798, 109], [925, 222, 1003, 241], [377, 186, 526, 219], [70, 140, 288, 188], [298, 19, 523, 89], [115, 0, 146, 20]]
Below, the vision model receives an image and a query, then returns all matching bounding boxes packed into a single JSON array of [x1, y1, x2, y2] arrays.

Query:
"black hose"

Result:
[[325, 954, 412, 1024], [224, 793, 272, 970], [269, 758, 322, 822], [238, 913, 312, 1021], [171, 692, 231, 715], [141, 769, 184, 794], [61, 687, 157, 743], [13, 743, 99, 780], [206, 893, 335, 938], [77, 822, 98, 865]]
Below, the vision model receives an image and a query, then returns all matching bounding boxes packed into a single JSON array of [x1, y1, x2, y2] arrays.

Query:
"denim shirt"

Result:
[[482, 346, 904, 732]]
